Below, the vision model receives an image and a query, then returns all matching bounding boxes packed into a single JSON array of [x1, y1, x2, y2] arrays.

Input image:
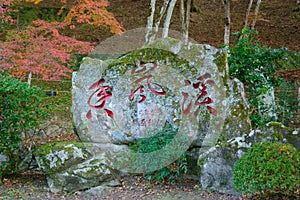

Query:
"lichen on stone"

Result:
[[34, 142, 90, 174]]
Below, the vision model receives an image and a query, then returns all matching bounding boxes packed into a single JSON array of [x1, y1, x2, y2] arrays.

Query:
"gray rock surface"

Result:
[[34, 141, 123, 193]]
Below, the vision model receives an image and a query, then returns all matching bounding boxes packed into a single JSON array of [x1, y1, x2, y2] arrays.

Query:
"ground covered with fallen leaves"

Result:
[[0, 171, 250, 200], [101, 175, 249, 200]]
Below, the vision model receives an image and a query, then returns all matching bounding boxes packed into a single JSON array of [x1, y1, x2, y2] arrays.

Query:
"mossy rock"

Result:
[[34, 141, 91, 174], [257, 122, 300, 149]]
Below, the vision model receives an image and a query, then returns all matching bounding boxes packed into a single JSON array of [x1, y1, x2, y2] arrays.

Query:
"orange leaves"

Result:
[[52, 29, 60, 37], [62, 0, 125, 34]]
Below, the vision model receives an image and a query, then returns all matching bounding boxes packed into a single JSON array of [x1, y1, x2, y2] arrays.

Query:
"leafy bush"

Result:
[[0, 75, 49, 177], [233, 141, 300, 199], [129, 124, 187, 183], [228, 28, 288, 127]]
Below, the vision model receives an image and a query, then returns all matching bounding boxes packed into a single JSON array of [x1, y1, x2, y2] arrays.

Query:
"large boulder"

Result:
[[34, 142, 126, 193], [73, 43, 227, 146], [71, 37, 253, 194], [72, 38, 234, 174], [33, 37, 253, 194]]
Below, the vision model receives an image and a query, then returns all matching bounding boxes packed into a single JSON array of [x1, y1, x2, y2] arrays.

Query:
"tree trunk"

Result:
[[27, 72, 32, 87], [162, 0, 177, 38], [222, 0, 230, 75], [251, 0, 262, 30], [184, 0, 191, 43], [180, 0, 185, 37], [243, 0, 254, 29], [180, 0, 191, 43], [145, 0, 157, 44], [223, 0, 231, 46], [154, 0, 170, 37]]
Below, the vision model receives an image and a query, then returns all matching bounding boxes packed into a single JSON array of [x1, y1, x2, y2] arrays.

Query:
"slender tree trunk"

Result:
[[0, 6, 4, 31], [180, 0, 185, 36], [27, 72, 32, 87], [223, 0, 231, 46], [251, 0, 262, 29], [162, 0, 177, 38], [243, 0, 253, 29], [145, 0, 156, 44], [239, 0, 253, 40], [222, 0, 230, 75], [184, 0, 191, 43], [16, 7, 21, 32], [154, 0, 170, 38], [180, 0, 191, 43]]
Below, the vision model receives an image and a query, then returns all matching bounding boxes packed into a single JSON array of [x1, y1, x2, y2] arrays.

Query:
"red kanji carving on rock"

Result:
[[181, 92, 193, 115], [87, 78, 113, 119], [181, 73, 218, 116], [129, 72, 166, 103], [129, 85, 146, 103]]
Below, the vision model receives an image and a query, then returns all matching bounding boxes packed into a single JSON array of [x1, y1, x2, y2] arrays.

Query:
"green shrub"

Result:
[[229, 28, 287, 127], [0, 75, 49, 177], [129, 124, 187, 183], [233, 141, 300, 199]]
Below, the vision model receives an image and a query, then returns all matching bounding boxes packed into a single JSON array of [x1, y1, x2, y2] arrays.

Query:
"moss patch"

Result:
[[104, 48, 193, 77], [34, 141, 90, 174]]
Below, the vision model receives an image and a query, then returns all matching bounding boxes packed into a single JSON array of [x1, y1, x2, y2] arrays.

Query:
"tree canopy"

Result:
[[0, 0, 124, 80]]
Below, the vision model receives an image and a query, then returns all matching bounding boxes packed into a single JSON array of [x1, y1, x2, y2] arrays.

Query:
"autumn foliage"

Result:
[[1, 20, 94, 80], [0, 0, 16, 23], [0, 0, 124, 80]]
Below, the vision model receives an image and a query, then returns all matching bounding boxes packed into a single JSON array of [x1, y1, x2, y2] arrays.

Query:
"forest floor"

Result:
[[0, 0, 299, 199], [0, 169, 250, 200]]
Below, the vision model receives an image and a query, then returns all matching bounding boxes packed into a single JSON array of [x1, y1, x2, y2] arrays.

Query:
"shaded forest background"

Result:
[[81, 0, 300, 52]]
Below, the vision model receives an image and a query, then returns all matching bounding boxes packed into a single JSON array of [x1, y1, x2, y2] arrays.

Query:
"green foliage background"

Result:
[[0, 75, 49, 177], [229, 28, 299, 127]]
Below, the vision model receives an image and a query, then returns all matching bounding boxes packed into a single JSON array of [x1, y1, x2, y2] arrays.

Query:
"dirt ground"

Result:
[[0, 0, 299, 199], [0, 171, 250, 200]]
